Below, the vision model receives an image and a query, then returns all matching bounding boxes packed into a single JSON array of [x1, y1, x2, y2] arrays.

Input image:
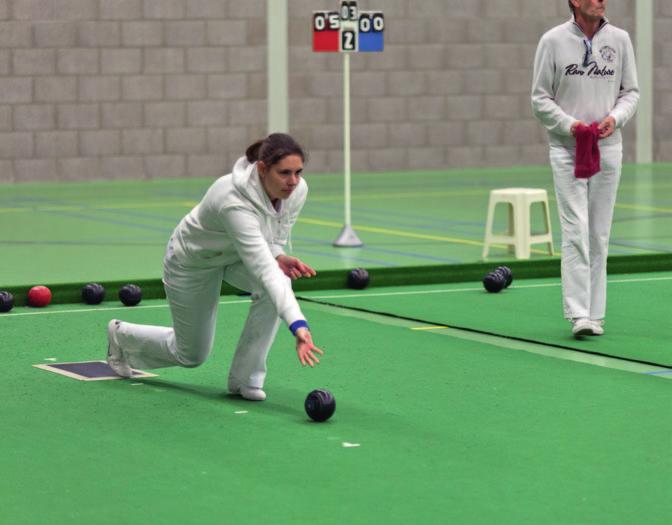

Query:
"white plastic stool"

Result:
[[482, 188, 554, 260]]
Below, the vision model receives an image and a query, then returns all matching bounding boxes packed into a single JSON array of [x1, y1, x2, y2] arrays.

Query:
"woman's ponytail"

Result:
[[245, 140, 264, 163]]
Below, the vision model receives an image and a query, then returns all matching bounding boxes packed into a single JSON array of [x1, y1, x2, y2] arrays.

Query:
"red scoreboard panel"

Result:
[[313, 11, 340, 52]]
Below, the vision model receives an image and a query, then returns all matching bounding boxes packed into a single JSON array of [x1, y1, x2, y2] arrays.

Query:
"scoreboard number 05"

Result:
[[313, 11, 340, 31]]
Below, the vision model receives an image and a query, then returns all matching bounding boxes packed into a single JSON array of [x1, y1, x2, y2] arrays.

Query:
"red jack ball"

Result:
[[27, 285, 52, 307]]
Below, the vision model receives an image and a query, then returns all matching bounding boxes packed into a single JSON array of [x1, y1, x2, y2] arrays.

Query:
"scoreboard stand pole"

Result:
[[313, 2, 384, 247], [333, 52, 364, 247]]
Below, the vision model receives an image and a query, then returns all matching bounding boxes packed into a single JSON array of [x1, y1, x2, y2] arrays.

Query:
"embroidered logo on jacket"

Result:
[[600, 45, 616, 63], [564, 62, 615, 77]]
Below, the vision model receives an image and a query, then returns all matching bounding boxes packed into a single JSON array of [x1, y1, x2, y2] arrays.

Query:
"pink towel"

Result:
[[574, 122, 601, 179]]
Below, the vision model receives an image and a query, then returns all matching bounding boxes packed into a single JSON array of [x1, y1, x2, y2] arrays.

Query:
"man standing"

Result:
[[531, 0, 639, 337]]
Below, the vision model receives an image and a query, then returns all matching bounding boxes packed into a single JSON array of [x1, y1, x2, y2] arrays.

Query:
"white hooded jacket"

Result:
[[169, 156, 308, 328], [531, 16, 639, 149]]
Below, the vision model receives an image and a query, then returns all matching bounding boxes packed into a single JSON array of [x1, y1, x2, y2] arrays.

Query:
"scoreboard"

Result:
[[313, 1, 384, 53]]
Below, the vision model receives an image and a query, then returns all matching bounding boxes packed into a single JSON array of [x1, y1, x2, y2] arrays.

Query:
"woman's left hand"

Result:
[[295, 328, 324, 367], [276, 255, 316, 280]]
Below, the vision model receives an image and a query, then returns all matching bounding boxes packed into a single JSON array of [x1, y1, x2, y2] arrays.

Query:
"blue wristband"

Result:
[[289, 320, 309, 335]]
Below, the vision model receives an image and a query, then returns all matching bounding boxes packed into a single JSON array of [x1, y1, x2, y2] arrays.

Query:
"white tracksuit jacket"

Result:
[[114, 157, 309, 383], [171, 156, 308, 328], [531, 16, 639, 146]]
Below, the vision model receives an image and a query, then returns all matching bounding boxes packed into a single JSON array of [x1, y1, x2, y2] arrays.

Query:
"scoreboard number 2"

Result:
[[341, 30, 356, 51]]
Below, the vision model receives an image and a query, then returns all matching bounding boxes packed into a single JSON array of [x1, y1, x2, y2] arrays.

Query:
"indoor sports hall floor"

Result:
[[1, 162, 671, 286], [1, 164, 671, 524], [2, 275, 671, 524]]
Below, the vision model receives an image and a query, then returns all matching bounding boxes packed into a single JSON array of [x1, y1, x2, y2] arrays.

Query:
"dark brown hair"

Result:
[[245, 133, 307, 167], [568, 0, 574, 13]]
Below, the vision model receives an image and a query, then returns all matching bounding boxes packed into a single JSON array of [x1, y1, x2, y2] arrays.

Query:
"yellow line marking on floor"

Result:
[[547, 193, 672, 214], [613, 202, 672, 214], [308, 189, 489, 202], [300, 216, 552, 254], [411, 325, 449, 331]]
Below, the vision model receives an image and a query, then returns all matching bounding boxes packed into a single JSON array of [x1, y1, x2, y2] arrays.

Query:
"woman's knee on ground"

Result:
[[173, 337, 213, 367]]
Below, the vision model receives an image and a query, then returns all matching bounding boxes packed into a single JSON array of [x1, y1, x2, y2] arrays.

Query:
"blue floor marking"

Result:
[[9, 195, 176, 235], [294, 235, 464, 264], [292, 246, 398, 266], [309, 201, 485, 229]]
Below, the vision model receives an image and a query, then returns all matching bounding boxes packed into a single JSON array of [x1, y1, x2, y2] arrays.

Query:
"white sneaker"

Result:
[[572, 318, 594, 337], [229, 383, 267, 401], [107, 320, 132, 378], [590, 320, 605, 336], [240, 386, 266, 401]]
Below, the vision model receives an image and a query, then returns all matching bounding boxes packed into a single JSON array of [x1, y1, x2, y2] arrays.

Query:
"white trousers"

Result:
[[115, 246, 283, 389], [550, 142, 622, 321]]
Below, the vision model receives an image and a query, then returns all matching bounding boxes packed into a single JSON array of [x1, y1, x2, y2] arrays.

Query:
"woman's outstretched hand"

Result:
[[277, 255, 316, 280], [295, 328, 324, 367]]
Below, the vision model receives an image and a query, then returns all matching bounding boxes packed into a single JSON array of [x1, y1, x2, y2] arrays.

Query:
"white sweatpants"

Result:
[[550, 142, 623, 321], [115, 245, 283, 389]]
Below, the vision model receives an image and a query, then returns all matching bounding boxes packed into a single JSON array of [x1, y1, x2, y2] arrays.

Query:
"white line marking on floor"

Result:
[[342, 442, 360, 448], [1, 275, 670, 318], [309, 275, 672, 300], [0, 298, 252, 318], [44, 357, 57, 361], [303, 300, 672, 380], [235, 410, 248, 414], [417, 326, 672, 380]]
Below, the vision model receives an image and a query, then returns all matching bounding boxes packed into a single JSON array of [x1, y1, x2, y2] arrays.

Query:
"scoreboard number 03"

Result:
[[340, 1, 358, 20]]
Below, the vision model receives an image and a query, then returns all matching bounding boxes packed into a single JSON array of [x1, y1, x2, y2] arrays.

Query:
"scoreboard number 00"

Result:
[[359, 13, 384, 33]]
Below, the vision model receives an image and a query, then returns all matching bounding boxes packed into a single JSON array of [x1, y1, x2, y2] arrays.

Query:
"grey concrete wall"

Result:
[[289, 0, 646, 172], [0, 0, 666, 183], [0, 0, 267, 183]]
